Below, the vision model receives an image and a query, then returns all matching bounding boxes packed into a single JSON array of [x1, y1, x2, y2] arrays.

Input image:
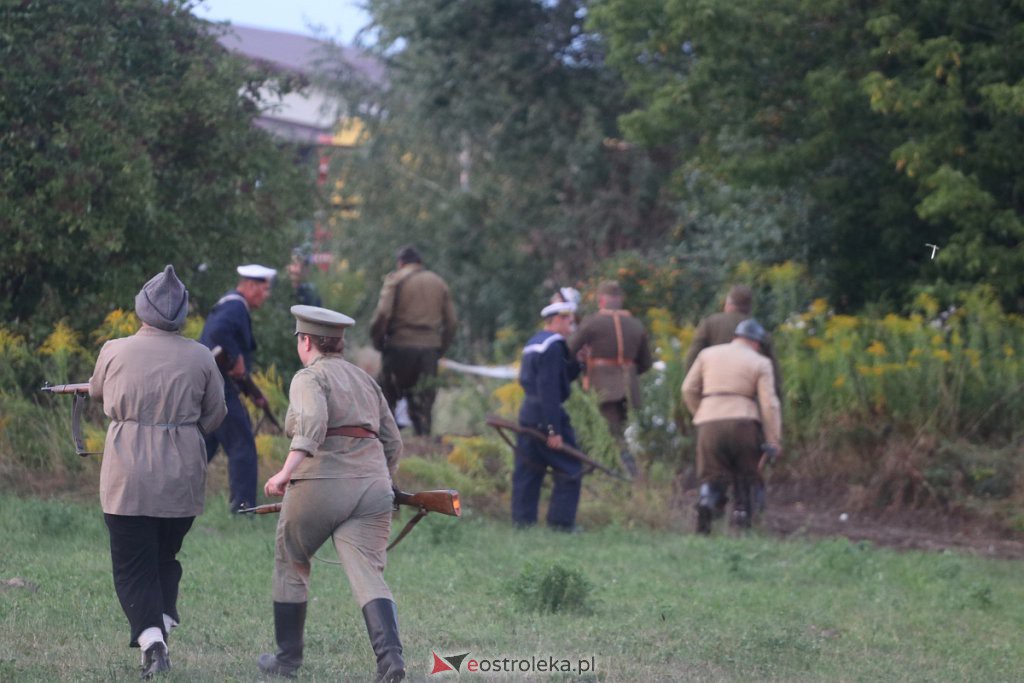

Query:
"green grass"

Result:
[[1, 494, 1023, 682]]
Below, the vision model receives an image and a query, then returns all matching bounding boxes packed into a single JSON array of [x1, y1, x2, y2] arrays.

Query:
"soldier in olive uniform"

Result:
[[567, 281, 653, 477], [258, 306, 405, 682], [370, 245, 457, 436], [684, 285, 782, 398]]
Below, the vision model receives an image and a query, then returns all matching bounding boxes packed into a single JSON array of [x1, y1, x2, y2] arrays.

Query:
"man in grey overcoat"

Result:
[[90, 265, 226, 678]]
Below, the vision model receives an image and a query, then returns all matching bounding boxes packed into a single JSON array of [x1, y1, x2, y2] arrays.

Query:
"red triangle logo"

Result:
[[431, 651, 456, 674]]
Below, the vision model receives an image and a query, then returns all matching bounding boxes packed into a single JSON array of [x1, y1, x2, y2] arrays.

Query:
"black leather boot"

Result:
[[362, 598, 405, 682], [257, 601, 307, 678]]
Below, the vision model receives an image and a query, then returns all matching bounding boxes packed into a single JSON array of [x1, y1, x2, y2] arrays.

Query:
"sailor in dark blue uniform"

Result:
[[200, 264, 276, 512], [512, 300, 584, 531]]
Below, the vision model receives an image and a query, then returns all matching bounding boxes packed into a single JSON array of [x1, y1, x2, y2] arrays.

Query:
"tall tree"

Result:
[[0, 0, 312, 336], [592, 0, 1024, 310], [321, 0, 675, 345]]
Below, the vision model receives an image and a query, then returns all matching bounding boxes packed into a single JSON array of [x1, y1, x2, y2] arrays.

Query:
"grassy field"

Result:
[[1, 493, 1023, 682]]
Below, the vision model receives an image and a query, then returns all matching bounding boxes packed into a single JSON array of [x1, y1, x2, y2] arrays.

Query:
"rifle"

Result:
[[485, 414, 631, 482], [210, 345, 282, 433], [239, 489, 461, 551], [40, 382, 100, 456]]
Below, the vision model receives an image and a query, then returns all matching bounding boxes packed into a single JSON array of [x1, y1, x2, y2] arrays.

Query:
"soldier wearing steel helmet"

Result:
[[257, 305, 405, 681], [682, 319, 782, 534]]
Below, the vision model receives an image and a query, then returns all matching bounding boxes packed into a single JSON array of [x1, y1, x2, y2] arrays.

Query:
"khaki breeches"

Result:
[[273, 477, 394, 607]]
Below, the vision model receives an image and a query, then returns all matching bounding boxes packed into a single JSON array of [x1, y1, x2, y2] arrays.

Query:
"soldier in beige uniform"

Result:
[[258, 305, 405, 682], [90, 265, 227, 679], [682, 319, 782, 534], [370, 245, 457, 436], [568, 281, 652, 476]]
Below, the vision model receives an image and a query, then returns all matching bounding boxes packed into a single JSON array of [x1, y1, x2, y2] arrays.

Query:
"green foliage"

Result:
[[592, 0, 1024, 311], [564, 389, 621, 474], [0, 0, 311, 339], [777, 286, 1024, 442], [321, 0, 676, 346], [508, 561, 595, 614]]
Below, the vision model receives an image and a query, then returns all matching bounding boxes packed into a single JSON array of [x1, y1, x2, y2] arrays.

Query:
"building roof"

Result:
[[215, 24, 383, 83], [213, 24, 381, 145]]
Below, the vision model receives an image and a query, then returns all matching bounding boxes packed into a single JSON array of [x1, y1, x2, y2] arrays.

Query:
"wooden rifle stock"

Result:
[[394, 489, 461, 517], [238, 489, 461, 518], [485, 414, 631, 482]]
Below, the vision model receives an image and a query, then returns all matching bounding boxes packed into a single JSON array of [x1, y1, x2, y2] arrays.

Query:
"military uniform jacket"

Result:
[[684, 310, 783, 400], [286, 354, 402, 480], [90, 326, 227, 517], [370, 264, 457, 351], [568, 309, 652, 406], [682, 339, 782, 447], [200, 290, 256, 398], [518, 331, 582, 434]]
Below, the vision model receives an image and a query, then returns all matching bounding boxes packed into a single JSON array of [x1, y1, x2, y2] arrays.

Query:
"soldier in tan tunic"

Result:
[[682, 319, 782, 534], [370, 245, 457, 436], [567, 281, 652, 476], [89, 265, 227, 679], [258, 305, 405, 682]]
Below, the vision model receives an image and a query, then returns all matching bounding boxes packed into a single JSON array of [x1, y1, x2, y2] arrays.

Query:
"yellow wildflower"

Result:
[[932, 349, 952, 362], [1004, 345, 1015, 358], [913, 292, 939, 318], [808, 298, 829, 317], [92, 309, 139, 344], [832, 374, 846, 388], [491, 381, 524, 418], [825, 315, 859, 338], [805, 337, 825, 350], [867, 340, 886, 357], [39, 321, 86, 358]]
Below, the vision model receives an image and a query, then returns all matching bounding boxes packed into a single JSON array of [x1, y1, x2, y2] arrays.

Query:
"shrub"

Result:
[[508, 561, 594, 614]]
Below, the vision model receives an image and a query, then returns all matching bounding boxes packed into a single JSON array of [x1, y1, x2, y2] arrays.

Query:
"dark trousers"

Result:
[[380, 346, 441, 436], [104, 514, 194, 647], [696, 419, 762, 518], [204, 392, 258, 509], [511, 426, 582, 529], [599, 399, 628, 442]]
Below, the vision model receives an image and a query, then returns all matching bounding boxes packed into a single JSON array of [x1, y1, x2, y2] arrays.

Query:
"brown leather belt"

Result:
[[588, 358, 635, 367], [325, 425, 379, 439]]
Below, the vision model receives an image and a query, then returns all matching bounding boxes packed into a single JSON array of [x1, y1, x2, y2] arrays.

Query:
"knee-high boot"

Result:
[[257, 602, 307, 678], [362, 598, 405, 682]]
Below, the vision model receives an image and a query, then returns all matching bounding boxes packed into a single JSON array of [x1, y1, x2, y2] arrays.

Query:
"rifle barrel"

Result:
[[41, 382, 90, 394]]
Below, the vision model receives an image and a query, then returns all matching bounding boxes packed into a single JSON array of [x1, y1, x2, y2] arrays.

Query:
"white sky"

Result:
[[194, 0, 371, 44]]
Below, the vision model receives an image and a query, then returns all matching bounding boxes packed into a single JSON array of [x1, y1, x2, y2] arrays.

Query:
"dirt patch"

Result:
[[670, 479, 1024, 560]]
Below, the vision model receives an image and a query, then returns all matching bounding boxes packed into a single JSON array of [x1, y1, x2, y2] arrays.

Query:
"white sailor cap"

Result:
[[558, 287, 581, 306], [237, 264, 278, 281], [540, 301, 576, 318], [291, 305, 355, 337]]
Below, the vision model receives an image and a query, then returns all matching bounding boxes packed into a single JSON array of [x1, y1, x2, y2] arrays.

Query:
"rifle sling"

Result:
[[387, 508, 428, 551]]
